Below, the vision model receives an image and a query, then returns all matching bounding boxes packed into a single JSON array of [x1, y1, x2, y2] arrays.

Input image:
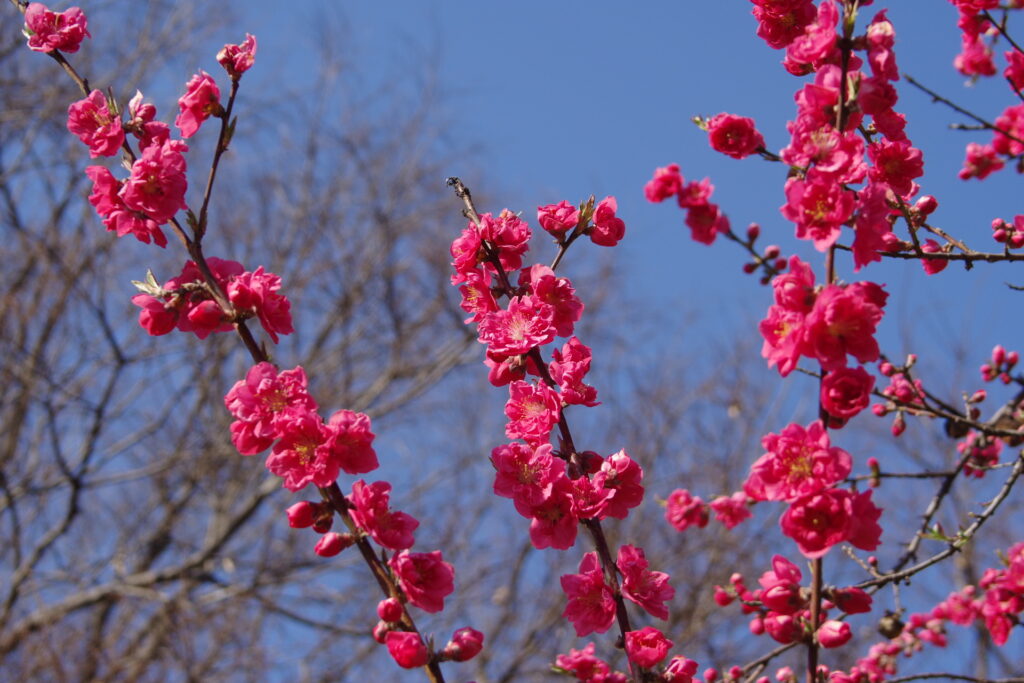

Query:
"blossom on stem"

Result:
[[504, 380, 561, 445], [224, 362, 317, 454], [175, 71, 222, 138], [589, 196, 625, 247], [67, 90, 124, 158], [744, 420, 852, 503], [389, 550, 455, 614], [624, 626, 673, 668], [120, 139, 189, 224], [537, 200, 580, 237], [349, 479, 418, 550], [385, 631, 430, 669], [24, 3, 90, 53], [85, 166, 167, 246], [217, 33, 257, 79], [706, 113, 765, 159], [665, 488, 708, 532], [560, 552, 617, 636], [617, 544, 675, 620]]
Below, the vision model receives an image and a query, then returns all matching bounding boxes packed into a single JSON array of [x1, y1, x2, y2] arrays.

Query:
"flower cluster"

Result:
[[644, 163, 730, 245], [131, 257, 293, 341], [760, 256, 888, 377]]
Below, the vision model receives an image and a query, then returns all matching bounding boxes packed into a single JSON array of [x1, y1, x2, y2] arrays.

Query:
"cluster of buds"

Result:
[[981, 345, 1019, 384]]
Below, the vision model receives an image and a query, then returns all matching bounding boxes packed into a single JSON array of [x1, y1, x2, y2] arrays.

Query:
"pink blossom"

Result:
[[131, 293, 177, 334], [803, 282, 888, 371], [324, 409, 379, 474], [561, 552, 616, 636], [751, 0, 817, 50], [85, 166, 167, 246], [818, 620, 852, 648], [24, 3, 90, 53], [707, 113, 766, 159], [67, 91, 124, 158], [618, 544, 675, 619], [959, 431, 1003, 477], [504, 380, 560, 445], [993, 104, 1024, 156], [677, 177, 714, 209], [217, 33, 257, 80], [685, 202, 730, 245], [783, 1, 839, 74], [349, 480, 418, 550], [491, 442, 563, 508], [449, 226, 484, 283], [457, 269, 498, 323], [1005, 49, 1024, 91], [851, 183, 893, 271], [959, 142, 1004, 180], [224, 362, 317, 454], [920, 239, 948, 275], [389, 550, 455, 614], [665, 488, 709, 531], [954, 34, 996, 77], [125, 91, 170, 151], [624, 626, 673, 668], [645, 163, 684, 203], [781, 171, 855, 251], [226, 266, 294, 342], [781, 122, 865, 184], [442, 626, 484, 662], [479, 209, 531, 273], [866, 11, 898, 81], [664, 656, 699, 682], [385, 631, 430, 669], [821, 366, 875, 423], [867, 139, 924, 197], [478, 296, 556, 356], [286, 501, 318, 528], [745, 421, 852, 502], [120, 139, 189, 224], [549, 336, 599, 407], [264, 411, 338, 491], [710, 492, 752, 529], [175, 71, 222, 138], [555, 643, 612, 681], [759, 305, 809, 377], [593, 450, 644, 519], [590, 196, 625, 247], [521, 265, 584, 337], [772, 256, 817, 314], [525, 478, 578, 549], [780, 488, 882, 558], [537, 200, 580, 236]]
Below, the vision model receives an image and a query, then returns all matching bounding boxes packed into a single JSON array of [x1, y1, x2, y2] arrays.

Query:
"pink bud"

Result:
[[714, 585, 735, 606], [314, 532, 352, 557], [891, 413, 906, 437], [377, 597, 404, 623], [729, 666, 743, 680], [833, 587, 872, 614], [993, 228, 1009, 243], [764, 245, 781, 259], [880, 361, 895, 376], [286, 501, 317, 528], [1011, 233, 1024, 249], [1000, 372, 1013, 384], [871, 404, 888, 417], [817, 620, 852, 648], [385, 631, 430, 669], [749, 616, 765, 635], [747, 223, 761, 240], [993, 345, 1007, 364], [1007, 351, 1019, 367], [969, 389, 987, 403], [914, 195, 938, 215], [743, 262, 757, 274], [442, 626, 485, 662], [773, 258, 787, 271], [372, 620, 391, 644], [704, 668, 720, 683]]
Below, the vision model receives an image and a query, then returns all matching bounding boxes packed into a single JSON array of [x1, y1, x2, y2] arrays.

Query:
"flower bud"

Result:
[[891, 413, 906, 437], [913, 195, 938, 216], [442, 626, 485, 662], [747, 223, 761, 240], [286, 501, 317, 528], [764, 245, 781, 259], [969, 389, 987, 403], [314, 532, 353, 557], [993, 345, 1007, 365], [818, 620, 851, 648], [372, 620, 392, 644], [377, 597, 404, 623]]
